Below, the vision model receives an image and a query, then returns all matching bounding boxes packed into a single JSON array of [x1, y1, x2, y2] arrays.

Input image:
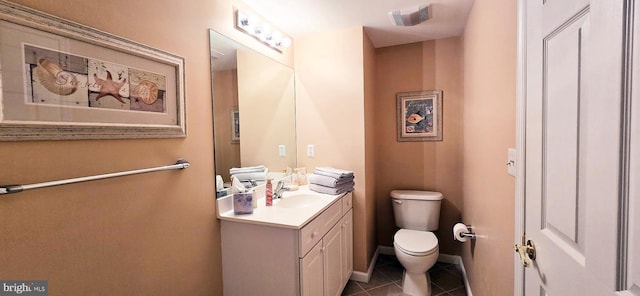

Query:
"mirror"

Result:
[[209, 29, 297, 184]]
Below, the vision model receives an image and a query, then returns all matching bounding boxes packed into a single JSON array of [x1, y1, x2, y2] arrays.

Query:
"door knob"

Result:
[[514, 235, 536, 268]]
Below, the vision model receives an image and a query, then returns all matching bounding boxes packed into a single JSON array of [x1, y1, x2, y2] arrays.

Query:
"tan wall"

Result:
[[0, 0, 291, 295], [373, 39, 463, 256], [0, 2, 518, 295], [363, 32, 378, 269], [237, 48, 296, 172], [295, 27, 375, 272], [461, 0, 517, 295], [213, 69, 240, 182]]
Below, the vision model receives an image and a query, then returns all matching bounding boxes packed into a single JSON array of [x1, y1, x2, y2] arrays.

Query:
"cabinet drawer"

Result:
[[299, 200, 342, 257], [342, 192, 353, 215]]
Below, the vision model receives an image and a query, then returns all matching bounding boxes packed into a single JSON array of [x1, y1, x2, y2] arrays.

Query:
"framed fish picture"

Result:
[[0, 1, 186, 141], [397, 90, 443, 142], [231, 109, 240, 144]]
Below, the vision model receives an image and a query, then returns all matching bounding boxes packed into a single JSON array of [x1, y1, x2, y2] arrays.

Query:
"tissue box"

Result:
[[233, 192, 254, 215], [216, 187, 232, 198]]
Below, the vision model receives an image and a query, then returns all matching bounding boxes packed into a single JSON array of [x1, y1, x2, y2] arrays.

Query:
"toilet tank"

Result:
[[391, 190, 443, 231]]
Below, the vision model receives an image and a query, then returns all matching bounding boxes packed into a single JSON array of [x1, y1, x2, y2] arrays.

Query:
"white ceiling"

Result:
[[240, 0, 474, 48]]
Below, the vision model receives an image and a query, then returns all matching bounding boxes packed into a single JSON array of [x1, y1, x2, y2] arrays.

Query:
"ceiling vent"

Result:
[[388, 5, 430, 26]]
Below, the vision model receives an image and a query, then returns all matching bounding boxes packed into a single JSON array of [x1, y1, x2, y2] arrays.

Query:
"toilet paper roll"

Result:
[[453, 223, 469, 242]]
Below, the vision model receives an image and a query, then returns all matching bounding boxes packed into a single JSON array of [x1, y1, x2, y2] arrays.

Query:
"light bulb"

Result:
[[248, 15, 260, 34], [259, 24, 272, 41], [280, 37, 292, 48], [253, 23, 263, 36], [236, 10, 252, 31], [269, 31, 283, 46]]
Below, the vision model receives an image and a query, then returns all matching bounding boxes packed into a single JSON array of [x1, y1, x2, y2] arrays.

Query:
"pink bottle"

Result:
[[266, 179, 273, 206]]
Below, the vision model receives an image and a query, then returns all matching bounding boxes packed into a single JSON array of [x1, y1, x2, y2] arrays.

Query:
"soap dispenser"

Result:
[[266, 178, 273, 206]]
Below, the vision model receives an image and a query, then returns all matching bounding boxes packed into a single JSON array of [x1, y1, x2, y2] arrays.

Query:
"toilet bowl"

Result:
[[391, 190, 443, 296], [394, 229, 439, 296]]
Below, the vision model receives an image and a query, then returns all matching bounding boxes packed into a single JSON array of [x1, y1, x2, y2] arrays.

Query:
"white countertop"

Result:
[[216, 186, 345, 229]]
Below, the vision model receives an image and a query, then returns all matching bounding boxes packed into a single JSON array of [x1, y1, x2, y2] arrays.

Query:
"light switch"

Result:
[[307, 144, 314, 157], [278, 145, 286, 157], [507, 148, 516, 176]]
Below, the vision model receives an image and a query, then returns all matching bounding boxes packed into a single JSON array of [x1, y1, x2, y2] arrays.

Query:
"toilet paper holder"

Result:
[[457, 225, 476, 239]]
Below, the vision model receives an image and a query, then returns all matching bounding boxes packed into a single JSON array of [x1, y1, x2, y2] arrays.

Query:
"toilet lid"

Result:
[[390, 190, 443, 201], [394, 229, 438, 256]]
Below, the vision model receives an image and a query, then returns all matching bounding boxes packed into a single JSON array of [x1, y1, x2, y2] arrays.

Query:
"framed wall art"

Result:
[[231, 109, 240, 144], [397, 90, 443, 142], [0, 1, 186, 140]]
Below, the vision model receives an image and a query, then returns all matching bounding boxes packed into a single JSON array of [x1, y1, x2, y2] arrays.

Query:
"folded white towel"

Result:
[[230, 172, 267, 182], [313, 167, 354, 180], [308, 182, 354, 195], [230, 165, 266, 174], [308, 173, 354, 188]]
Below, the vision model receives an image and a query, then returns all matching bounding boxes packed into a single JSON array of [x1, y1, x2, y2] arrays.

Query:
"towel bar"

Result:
[[1, 158, 190, 195]]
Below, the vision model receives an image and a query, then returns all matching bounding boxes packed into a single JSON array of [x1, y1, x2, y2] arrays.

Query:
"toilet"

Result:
[[391, 190, 443, 296]]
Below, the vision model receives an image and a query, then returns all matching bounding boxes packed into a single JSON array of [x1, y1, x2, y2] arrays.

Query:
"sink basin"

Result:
[[274, 194, 323, 208]]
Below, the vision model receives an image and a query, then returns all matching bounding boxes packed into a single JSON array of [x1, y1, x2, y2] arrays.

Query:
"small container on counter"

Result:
[[266, 179, 273, 206], [233, 191, 254, 215], [294, 167, 307, 185]]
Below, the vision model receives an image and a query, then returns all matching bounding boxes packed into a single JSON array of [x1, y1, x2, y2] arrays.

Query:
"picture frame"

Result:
[[231, 109, 240, 144], [397, 90, 443, 142], [0, 1, 186, 141]]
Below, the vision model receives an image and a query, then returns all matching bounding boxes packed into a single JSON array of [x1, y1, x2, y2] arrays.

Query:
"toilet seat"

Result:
[[394, 229, 438, 256]]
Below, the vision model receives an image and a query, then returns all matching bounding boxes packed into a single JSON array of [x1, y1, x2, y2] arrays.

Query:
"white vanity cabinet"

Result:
[[301, 193, 353, 296], [300, 241, 324, 296], [316, 209, 353, 296], [220, 191, 353, 296], [341, 209, 353, 284]]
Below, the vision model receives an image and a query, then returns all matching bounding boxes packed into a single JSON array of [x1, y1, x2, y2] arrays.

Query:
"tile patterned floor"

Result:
[[342, 254, 467, 296]]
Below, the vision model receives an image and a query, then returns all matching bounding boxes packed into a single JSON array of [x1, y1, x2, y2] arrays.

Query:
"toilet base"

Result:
[[401, 270, 431, 296]]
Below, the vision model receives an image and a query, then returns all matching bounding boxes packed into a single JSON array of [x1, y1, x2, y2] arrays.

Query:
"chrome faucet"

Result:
[[273, 180, 290, 199], [241, 179, 258, 188]]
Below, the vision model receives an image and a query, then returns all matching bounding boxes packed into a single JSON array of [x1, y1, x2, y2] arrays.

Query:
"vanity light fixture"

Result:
[[235, 9, 292, 52]]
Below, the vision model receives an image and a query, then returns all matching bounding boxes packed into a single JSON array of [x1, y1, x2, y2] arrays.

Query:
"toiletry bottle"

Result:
[[296, 167, 307, 185], [266, 178, 273, 206]]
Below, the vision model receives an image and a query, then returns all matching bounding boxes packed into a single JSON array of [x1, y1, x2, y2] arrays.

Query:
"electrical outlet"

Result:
[[307, 144, 314, 157], [278, 145, 286, 157]]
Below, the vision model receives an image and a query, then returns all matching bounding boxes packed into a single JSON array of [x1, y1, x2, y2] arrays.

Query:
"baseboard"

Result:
[[350, 248, 379, 282], [369, 246, 473, 296], [438, 254, 473, 296], [378, 245, 394, 255], [437, 253, 459, 264]]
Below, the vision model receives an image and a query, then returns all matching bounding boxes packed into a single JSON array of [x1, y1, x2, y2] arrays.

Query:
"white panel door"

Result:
[[323, 222, 343, 296], [522, 0, 636, 295], [300, 242, 324, 296]]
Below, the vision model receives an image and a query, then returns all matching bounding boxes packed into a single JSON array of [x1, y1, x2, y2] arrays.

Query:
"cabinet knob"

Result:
[[311, 231, 319, 238]]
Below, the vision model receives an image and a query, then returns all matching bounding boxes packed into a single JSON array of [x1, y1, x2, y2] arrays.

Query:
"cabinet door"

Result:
[[342, 210, 353, 284], [300, 241, 324, 296], [323, 222, 343, 296]]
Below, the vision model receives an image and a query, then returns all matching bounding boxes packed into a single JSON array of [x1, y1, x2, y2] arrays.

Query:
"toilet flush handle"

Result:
[[393, 200, 402, 204]]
